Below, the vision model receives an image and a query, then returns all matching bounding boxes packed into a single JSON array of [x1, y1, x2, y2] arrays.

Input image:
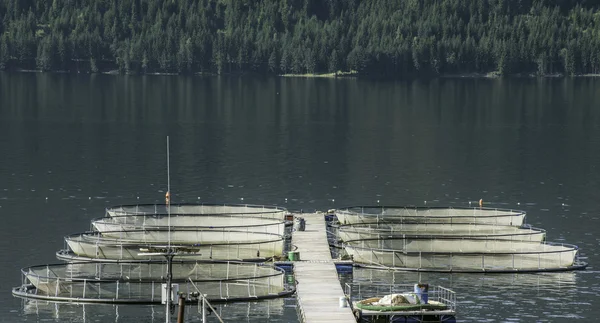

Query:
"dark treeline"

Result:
[[1, 0, 600, 76]]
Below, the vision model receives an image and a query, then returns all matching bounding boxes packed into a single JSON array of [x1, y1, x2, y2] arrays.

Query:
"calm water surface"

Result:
[[1, 73, 599, 322]]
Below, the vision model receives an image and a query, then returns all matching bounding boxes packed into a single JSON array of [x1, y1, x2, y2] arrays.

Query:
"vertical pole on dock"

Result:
[[166, 135, 173, 323], [202, 295, 207, 323], [165, 136, 174, 323], [177, 294, 186, 323], [165, 253, 174, 323], [167, 135, 171, 248]]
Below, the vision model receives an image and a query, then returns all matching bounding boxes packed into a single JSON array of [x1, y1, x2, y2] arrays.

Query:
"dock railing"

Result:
[[188, 278, 226, 323]]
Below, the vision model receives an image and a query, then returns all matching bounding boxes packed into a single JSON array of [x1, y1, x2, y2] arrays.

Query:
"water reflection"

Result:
[[344, 268, 588, 322], [3, 73, 600, 322], [351, 268, 577, 289], [20, 297, 293, 323]]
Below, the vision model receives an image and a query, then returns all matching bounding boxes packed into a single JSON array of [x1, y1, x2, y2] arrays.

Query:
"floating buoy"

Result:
[[479, 199, 483, 207], [165, 191, 170, 205]]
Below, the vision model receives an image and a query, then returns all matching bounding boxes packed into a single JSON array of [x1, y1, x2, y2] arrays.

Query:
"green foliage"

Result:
[[268, 50, 278, 73], [0, 34, 9, 69], [280, 49, 290, 73], [90, 57, 98, 73], [35, 36, 54, 71], [0, 0, 599, 76], [328, 49, 338, 73]]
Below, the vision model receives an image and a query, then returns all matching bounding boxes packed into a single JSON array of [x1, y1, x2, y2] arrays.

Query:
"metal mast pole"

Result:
[[165, 253, 174, 323], [166, 135, 172, 323], [167, 135, 171, 248]]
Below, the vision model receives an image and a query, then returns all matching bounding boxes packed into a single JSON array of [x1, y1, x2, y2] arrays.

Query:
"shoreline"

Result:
[[280, 70, 358, 78], [3, 69, 600, 79]]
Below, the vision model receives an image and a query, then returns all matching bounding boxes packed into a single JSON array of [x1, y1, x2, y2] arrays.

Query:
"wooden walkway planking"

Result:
[[292, 213, 356, 323]]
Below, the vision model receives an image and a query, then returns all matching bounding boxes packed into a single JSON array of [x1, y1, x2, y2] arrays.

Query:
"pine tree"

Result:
[[328, 49, 338, 74], [268, 50, 278, 73], [142, 51, 149, 73], [304, 48, 316, 74], [36, 38, 54, 71], [0, 0, 599, 76], [0, 35, 9, 70], [90, 57, 99, 73], [280, 49, 290, 74]]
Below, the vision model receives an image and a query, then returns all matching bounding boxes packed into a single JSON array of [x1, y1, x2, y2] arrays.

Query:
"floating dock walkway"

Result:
[[291, 213, 356, 323]]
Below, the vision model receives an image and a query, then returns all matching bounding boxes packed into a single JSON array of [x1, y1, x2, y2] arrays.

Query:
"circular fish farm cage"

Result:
[[343, 239, 586, 273], [92, 214, 287, 236], [12, 261, 293, 303], [335, 206, 526, 227], [106, 203, 289, 220], [59, 229, 285, 262], [334, 223, 547, 243]]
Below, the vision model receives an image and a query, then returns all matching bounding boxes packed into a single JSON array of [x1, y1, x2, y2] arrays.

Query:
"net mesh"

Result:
[[21, 261, 287, 302], [336, 223, 546, 242], [107, 203, 288, 220], [93, 214, 285, 236], [344, 241, 579, 271], [65, 230, 285, 261], [336, 206, 526, 226]]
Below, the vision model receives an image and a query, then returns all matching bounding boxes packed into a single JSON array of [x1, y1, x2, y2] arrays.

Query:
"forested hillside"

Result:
[[1, 0, 600, 76]]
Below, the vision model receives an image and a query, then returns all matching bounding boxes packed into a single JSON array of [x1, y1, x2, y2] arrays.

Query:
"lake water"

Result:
[[1, 72, 599, 322]]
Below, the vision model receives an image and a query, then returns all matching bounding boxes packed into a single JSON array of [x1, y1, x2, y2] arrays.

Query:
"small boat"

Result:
[[355, 294, 447, 311], [336, 206, 526, 227], [348, 283, 456, 323]]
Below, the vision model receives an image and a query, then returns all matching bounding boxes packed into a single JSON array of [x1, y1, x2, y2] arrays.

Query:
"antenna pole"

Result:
[[167, 136, 171, 248], [165, 253, 174, 323], [167, 136, 171, 200], [166, 135, 172, 323]]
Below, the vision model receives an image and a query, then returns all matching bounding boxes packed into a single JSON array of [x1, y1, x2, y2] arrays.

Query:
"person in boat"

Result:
[[414, 283, 429, 304]]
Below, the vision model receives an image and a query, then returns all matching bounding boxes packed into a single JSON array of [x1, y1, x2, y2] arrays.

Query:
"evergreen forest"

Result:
[[1, 0, 600, 77]]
